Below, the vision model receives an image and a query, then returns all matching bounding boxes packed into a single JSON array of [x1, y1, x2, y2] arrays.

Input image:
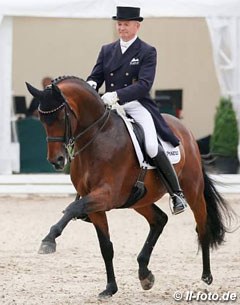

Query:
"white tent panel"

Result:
[[0, 0, 240, 18], [0, 0, 115, 18], [0, 17, 14, 174], [141, 0, 240, 18], [207, 17, 240, 120]]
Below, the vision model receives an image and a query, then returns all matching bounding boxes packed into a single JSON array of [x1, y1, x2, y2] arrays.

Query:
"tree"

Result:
[[210, 97, 238, 158], [209, 96, 239, 174]]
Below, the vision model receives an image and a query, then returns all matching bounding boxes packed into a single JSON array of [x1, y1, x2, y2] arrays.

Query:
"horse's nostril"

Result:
[[49, 155, 65, 170], [57, 156, 65, 164]]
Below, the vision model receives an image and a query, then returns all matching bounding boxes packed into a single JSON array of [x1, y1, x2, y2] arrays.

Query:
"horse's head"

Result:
[[26, 82, 75, 170]]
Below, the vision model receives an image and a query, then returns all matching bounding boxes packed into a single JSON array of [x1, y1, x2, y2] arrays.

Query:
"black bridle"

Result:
[[38, 97, 110, 161], [39, 102, 73, 144]]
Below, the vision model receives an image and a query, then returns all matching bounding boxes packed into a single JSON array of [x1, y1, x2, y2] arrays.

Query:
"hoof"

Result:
[[140, 271, 155, 290], [38, 241, 56, 254], [98, 283, 118, 299], [201, 273, 213, 285], [98, 291, 112, 300]]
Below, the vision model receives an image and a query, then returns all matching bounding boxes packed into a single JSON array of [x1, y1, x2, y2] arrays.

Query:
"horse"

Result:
[[26, 76, 232, 299]]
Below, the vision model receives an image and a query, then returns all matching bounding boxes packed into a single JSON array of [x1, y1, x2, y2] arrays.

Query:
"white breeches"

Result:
[[123, 100, 158, 158]]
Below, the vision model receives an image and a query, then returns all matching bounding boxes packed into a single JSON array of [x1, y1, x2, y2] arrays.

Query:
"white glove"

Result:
[[87, 80, 97, 90], [102, 92, 119, 106]]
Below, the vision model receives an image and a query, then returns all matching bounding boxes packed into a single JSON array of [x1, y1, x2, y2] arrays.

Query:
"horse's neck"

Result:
[[68, 87, 105, 131]]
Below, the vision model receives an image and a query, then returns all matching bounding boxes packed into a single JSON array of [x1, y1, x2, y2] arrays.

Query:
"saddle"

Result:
[[114, 109, 180, 209], [117, 115, 149, 209], [119, 122, 147, 209]]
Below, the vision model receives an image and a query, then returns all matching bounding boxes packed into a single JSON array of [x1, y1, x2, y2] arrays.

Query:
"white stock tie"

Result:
[[120, 42, 129, 54], [120, 36, 137, 54]]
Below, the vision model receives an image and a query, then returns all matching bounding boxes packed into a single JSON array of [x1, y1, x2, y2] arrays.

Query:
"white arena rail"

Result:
[[0, 174, 239, 195], [0, 174, 75, 195]]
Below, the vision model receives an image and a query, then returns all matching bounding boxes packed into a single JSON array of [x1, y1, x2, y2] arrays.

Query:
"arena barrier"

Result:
[[0, 174, 239, 195]]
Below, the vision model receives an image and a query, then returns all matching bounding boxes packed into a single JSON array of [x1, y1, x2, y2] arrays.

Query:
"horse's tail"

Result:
[[202, 166, 235, 249]]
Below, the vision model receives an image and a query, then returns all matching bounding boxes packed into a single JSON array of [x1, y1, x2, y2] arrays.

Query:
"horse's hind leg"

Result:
[[134, 204, 168, 290], [191, 194, 213, 285], [191, 167, 230, 286]]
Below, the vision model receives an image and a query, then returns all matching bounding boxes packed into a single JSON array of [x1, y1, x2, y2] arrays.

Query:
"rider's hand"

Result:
[[87, 80, 97, 90], [102, 92, 119, 106]]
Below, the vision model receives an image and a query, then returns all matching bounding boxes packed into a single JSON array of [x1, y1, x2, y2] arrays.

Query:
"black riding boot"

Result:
[[152, 145, 187, 215]]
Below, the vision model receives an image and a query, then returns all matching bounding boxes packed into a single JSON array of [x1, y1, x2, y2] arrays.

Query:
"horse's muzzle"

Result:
[[49, 155, 65, 170]]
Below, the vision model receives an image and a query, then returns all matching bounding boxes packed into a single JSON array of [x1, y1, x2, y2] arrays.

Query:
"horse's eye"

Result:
[[57, 110, 65, 121]]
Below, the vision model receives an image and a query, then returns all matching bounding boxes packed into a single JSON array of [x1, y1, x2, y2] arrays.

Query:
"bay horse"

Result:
[[26, 76, 232, 299]]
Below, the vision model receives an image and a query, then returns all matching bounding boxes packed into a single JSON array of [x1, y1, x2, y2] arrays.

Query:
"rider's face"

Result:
[[116, 20, 140, 42]]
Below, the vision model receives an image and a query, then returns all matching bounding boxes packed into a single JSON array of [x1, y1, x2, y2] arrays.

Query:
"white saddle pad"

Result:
[[114, 105, 181, 169]]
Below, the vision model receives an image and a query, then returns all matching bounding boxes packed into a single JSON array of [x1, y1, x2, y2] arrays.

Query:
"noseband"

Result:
[[38, 96, 110, 161]]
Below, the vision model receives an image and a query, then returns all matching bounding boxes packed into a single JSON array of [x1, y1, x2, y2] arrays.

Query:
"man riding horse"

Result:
[[87, 6, 187, 214]]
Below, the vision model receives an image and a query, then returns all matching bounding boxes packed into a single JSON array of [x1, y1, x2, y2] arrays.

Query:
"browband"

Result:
[[38, 103, 65, 114]]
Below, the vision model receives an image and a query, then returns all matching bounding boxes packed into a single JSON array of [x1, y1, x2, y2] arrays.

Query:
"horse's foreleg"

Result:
[[39, 211, 74, 254], [39, 193, 84, 254], [134, 204, 168, 290], [40, 194, 95, 254], [90, 212, 118, 299], [61, 192, 118, 297]]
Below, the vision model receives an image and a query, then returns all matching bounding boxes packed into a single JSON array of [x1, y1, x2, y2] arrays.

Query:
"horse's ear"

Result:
[[25, 82, 43, 98], [52, 83, 62, 99]]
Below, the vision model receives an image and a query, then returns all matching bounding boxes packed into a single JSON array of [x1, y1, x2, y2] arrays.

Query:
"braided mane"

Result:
[[52, 75, 83, 85], [51, 75, 102, 101]]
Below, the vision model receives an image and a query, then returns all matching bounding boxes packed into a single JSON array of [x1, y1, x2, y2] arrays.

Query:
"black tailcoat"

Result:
[[87, 38, 179, 146]]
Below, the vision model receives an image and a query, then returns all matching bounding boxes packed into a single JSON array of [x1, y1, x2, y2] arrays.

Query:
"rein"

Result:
[[67, 108, 110, 160], [39, 96, 110, 161]]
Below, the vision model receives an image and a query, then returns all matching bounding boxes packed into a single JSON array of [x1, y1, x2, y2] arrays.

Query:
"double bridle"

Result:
[[38, 97, 110, 161]]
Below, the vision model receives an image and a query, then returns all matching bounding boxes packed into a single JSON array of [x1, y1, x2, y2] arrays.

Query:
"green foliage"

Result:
[[210, 97, 239, 157]]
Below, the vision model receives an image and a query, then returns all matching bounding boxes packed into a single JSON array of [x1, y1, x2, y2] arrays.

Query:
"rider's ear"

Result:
[[25, 82, 43, 98]]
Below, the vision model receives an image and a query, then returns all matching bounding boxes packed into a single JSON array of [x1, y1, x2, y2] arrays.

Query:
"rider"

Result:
[[86, 6, 187, 215]]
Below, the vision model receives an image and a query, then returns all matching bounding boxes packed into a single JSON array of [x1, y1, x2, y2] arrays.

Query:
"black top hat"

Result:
[[112, 6, 143, 22]]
